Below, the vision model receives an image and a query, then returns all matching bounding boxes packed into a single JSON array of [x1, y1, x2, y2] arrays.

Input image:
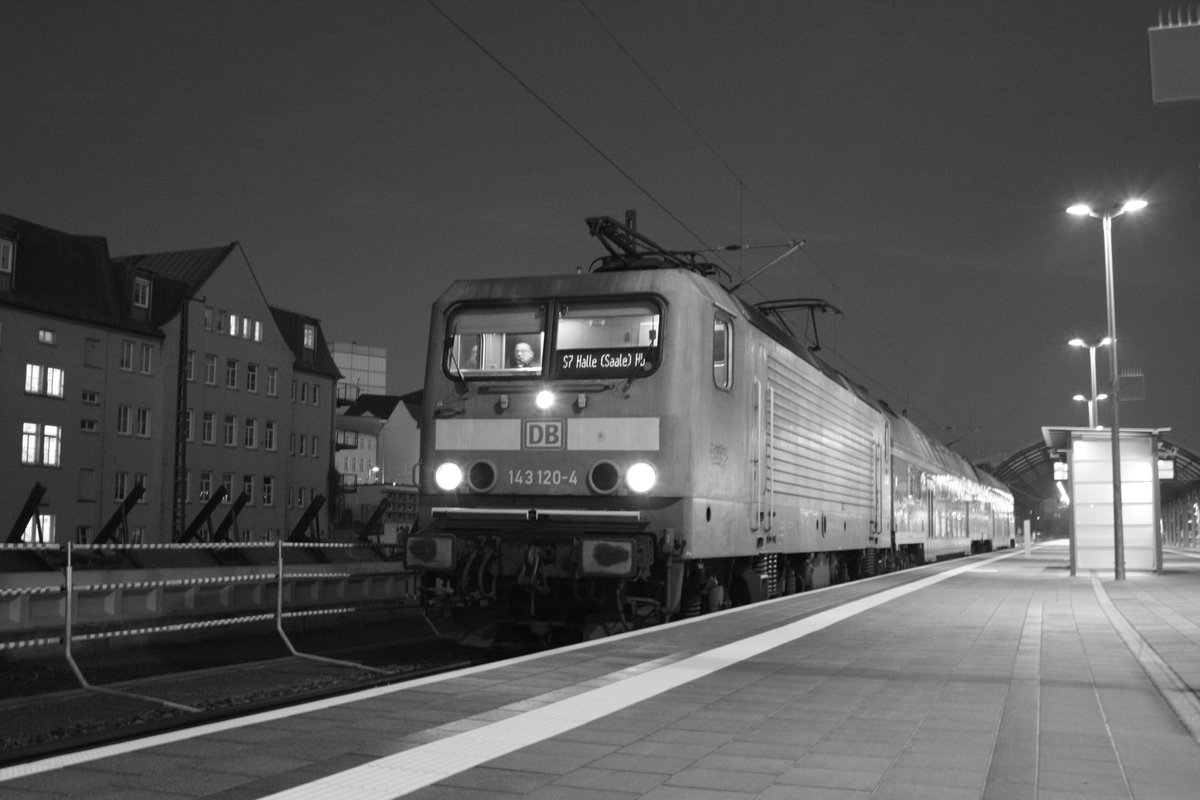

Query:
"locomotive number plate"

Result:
[[507, 468, 579, 486]]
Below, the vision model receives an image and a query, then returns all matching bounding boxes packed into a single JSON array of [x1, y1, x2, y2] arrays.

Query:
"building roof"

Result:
[[0, 214, 161, 336], [341, 394, 403, 420], [270, 306, 341, 380]]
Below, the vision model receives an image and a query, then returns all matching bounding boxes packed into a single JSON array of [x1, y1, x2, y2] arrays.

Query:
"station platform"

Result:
[[3, 541, 1200, 800]]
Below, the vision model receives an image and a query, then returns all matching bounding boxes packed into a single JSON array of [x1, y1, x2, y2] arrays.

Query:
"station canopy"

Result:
[[993, 434, 1200, 508]]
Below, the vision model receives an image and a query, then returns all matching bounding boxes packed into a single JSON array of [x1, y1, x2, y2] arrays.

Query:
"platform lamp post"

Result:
[[1068, 337, 1110, 428], [1066, 199, 1147, 581], [1071, 392, 1108, 429]]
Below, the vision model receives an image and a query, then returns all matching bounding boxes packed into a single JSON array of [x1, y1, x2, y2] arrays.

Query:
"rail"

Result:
[[0, 541, 414, 711]]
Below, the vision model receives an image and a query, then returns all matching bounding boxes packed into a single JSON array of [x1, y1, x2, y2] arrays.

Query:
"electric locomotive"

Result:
[[403, 215, 1013, 642]]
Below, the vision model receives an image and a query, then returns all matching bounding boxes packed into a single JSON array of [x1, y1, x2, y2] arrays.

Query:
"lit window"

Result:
[[24, 364, 64, 397], [229, 313, 239, 338], [21, 422, 38, 464], [303, 324, 316, 350], [241, 317, 251, 339], [254, 320, 263, 342], [133, 277, 151, 309], [38, 328, 56, 345], [21, 514, 55, 544]]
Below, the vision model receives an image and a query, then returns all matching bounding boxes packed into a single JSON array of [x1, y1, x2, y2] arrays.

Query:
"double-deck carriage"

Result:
[[402, 217, 1013, 642]]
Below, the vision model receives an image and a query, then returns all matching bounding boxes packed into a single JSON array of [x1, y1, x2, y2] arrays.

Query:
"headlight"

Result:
[[625, 461, 657, 493], [434, 461, 463, 491], [535, 390, 555, 410]]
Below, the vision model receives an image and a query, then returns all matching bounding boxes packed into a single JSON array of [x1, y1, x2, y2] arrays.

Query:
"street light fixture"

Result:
[[1068, 337, 1111, 428], [1071, 391, 1108, 429], [1066, 198, 1146, 580]]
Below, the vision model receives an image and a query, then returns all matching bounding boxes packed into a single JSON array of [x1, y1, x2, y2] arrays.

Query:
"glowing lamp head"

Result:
[[434, 461, 463, 491], [625, 461, 657, 493], [535, 390, 555, 410]]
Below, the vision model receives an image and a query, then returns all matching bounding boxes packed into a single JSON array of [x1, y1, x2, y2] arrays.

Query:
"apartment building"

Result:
[[0, 214, 339, 544]]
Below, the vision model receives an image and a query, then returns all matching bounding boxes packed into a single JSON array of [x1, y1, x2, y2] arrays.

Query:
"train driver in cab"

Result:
[[512, 339, 540, 369]]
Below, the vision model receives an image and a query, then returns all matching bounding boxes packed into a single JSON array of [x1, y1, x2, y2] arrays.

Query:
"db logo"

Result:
[[523, 419, 565, 450]]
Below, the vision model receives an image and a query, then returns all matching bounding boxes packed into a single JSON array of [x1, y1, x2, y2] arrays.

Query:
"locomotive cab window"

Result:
[[446, 306, 545, 378], [553, 299, 661, 379], [713, 314, 733, 389]]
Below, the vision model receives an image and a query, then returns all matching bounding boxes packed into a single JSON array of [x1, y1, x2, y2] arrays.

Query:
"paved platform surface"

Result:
[[2, 541, 1200, 799]]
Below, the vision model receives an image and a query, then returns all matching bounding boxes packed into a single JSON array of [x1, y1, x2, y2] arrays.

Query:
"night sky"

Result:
[[5, 1, 1199, 465]]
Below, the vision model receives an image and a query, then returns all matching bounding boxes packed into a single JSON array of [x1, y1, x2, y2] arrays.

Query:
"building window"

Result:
[[38, 328, 56, 345], [290, 380, 296, 401], [82, 389, 100, 404], [310, 435, 319, 457], [300, 383, 309, 404], [266, 367, 278, 396], [228, 313, 239, 337], [114, 471, 128, 500], [136, 407, 151, 437], [226, 359, 238, 389], [25, 364, 65, 397], [120, 340, 134, 370], [128, 527, 145, 544], [203, 306, 213, 331], [202, 411, 215, 444], [246, 363, 258, 393], [199, 471, 212, 500], [262, 476, 274, 506], [243, 418, 257, 449], [241, 317, 251, 339], [221, 472, 233, 503], [184, 408, 194, 441], [134, 473, 148, 502], [133, 277, 151, 309], [312, 385, 319, 407], [224, 415, 237, 446], [217, 310, 227, 333], [243, 475, 255, 506], [204, 354, 217, 385], [289, 433, 295, 455], [264, 420, 276, 451], [254, 320, 263, 342], [0, 239, 12, 273], [76, 526, 92, 544], [84, 338, 102, 367], [298, 434, 307, 457], [139, 343, 152, 374], [81, 418, 98, 433], [186, 350, 195, 382], [117, 404, 131, 435], [303, 324, 316, 350], [21, 515, 56, 544]]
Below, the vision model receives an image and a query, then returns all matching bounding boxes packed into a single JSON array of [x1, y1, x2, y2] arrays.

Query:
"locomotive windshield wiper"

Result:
[[614, 330, 658, 396]]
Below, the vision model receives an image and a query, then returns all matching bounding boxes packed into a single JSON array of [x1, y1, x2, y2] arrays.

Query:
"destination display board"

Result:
[[555, 347, 654, 379]]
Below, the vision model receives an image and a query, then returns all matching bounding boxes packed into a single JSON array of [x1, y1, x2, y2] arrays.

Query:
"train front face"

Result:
[[404, 271, 690, 636]]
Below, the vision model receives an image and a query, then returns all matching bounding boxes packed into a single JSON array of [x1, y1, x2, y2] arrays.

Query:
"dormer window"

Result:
[[303, 323, 316, 350], [0, 238, 13, 273], [133, 277, 151, 309]]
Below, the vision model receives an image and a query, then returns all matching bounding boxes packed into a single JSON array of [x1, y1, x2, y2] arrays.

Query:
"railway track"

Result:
[[0, 619, 534, 767]]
